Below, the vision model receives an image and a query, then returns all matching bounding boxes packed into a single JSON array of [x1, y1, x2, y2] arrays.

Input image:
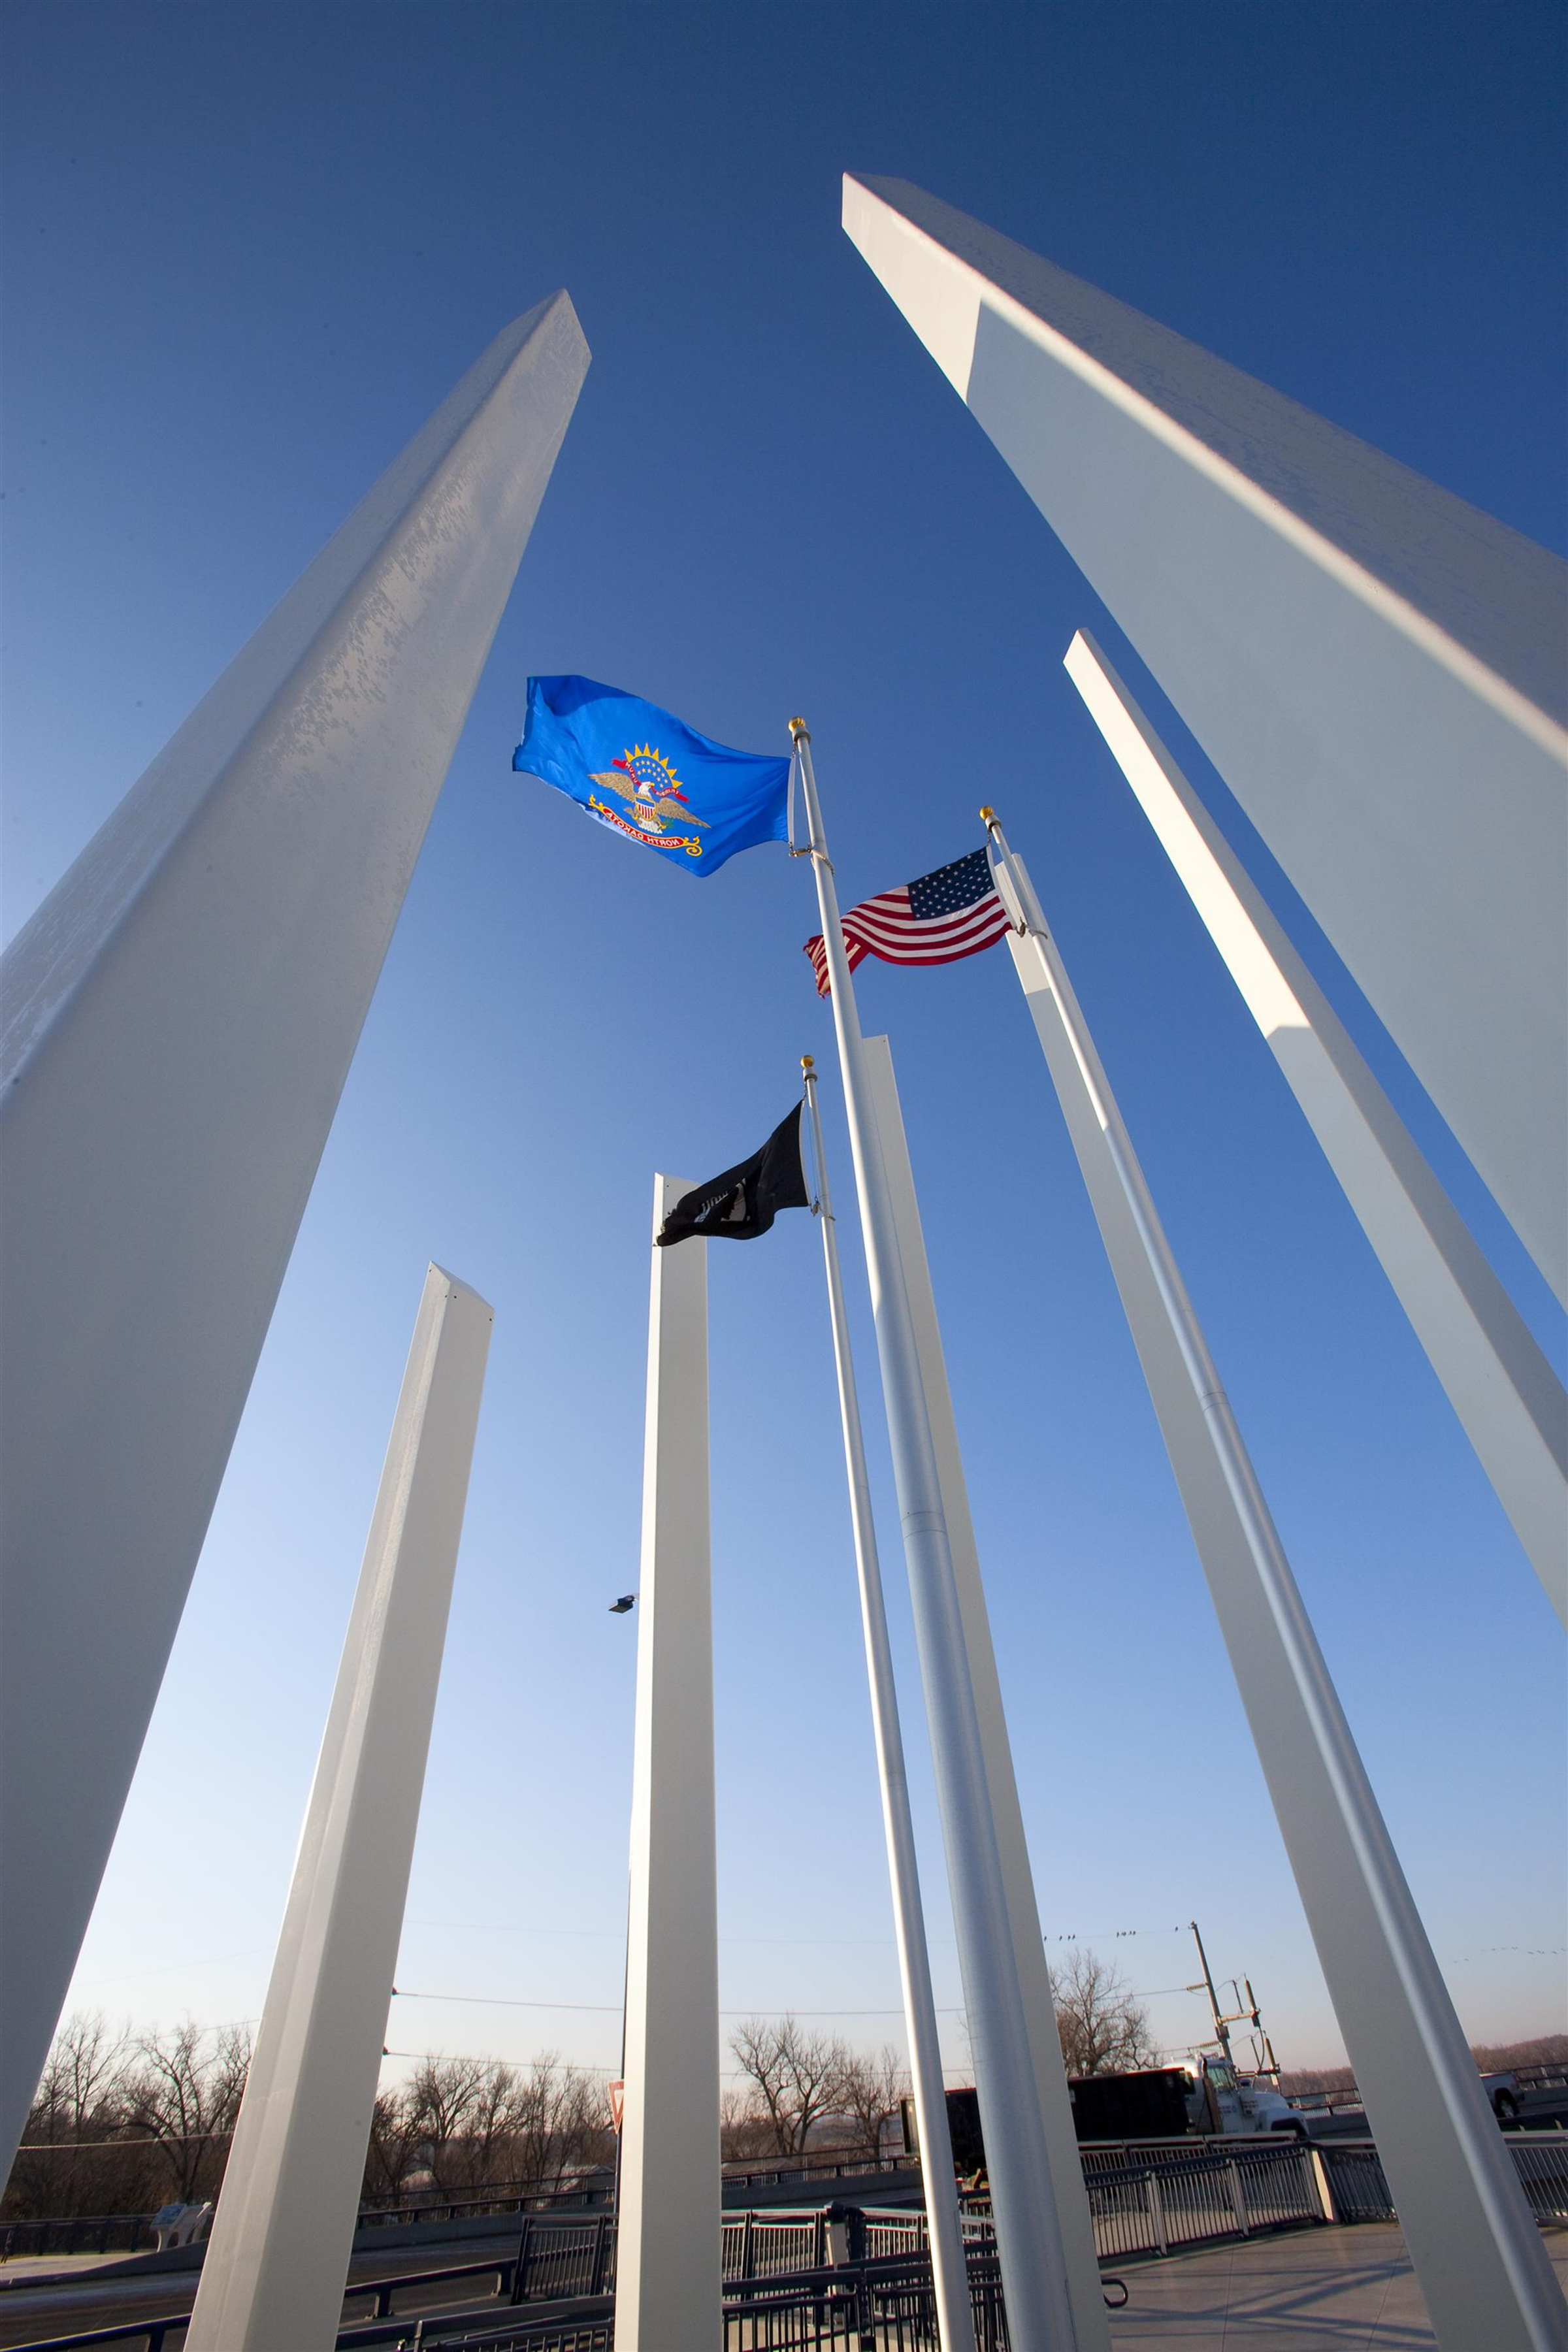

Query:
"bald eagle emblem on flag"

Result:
[[587, 745, 710, 858]]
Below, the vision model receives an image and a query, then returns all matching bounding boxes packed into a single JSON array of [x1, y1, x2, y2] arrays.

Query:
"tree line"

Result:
[[1, 2015, 612, 2224], [721, 1950, 1160, 2164], [3, 1952, 1160, 2218], [14, 1982, 1554, 2222]]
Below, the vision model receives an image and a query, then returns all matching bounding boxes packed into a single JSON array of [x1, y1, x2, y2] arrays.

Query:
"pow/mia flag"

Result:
[[657, 1105, 810, 1247]]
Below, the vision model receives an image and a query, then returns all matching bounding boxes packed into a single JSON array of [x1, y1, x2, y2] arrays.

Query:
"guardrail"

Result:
[[719, 2149, 907, 2190], [1314, 2129, 1568, 2227], [0, 2185, 614, 2268], [0, 2215, 155, 2265], [355, 2184, 610, 2234], [12, 2132, 1565, 2351]]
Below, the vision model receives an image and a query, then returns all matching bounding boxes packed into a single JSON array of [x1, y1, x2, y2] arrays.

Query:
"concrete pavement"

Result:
[[1107, 2225, 1568, 2346]]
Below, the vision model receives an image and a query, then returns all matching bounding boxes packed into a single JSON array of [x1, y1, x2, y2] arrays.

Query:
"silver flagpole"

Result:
[[981, 806, 1567, 2352], [800, 1054, 977, 2352], [790, 719, 1075, 2351]]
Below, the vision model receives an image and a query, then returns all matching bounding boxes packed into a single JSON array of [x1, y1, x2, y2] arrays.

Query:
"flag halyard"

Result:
[[804, 848, 1013, 996]]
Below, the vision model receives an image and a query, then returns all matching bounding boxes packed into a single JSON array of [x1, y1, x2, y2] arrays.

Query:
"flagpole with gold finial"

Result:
[[800, 1053, 975, 2352], [790, 718, 1077, 2351]]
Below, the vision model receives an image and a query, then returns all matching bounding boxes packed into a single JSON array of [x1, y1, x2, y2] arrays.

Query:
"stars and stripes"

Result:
[[804, 848, 1014, 996]]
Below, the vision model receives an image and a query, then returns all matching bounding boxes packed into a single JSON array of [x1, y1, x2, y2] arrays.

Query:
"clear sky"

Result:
[[3, 1, 1563, 2103]]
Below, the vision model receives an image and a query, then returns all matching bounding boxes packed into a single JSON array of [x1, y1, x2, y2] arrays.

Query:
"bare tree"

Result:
[[834, 2045, 908, 2167], [455, 2060, 531, 2190], [120, 2021, 251, 2204], [506, 2055, 608, 2195], [1473, 2034, 1568, 2072], [1051, 1949, 1156, 2078], [361, 2088, 427, 2206], [402, 2053, 492, 2193], [728, 2017, 848, 2157], [27, 2012, 129, 2142], [3, 2013, 154, 2222], [720, 2088, 775, 2166], [359, 2052, 612, 2207], [5, 2017, 625, 2229]]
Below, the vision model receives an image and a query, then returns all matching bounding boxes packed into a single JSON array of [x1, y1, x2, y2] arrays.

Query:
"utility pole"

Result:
[[1238, 1978, 1281, 2079], [1187, 1923, 1282, 2076], [1187, 1921, 1233, 2063]]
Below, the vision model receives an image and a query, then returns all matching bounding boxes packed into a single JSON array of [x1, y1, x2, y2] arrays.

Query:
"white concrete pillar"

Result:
[[616, 1178, 721, 2351], [1063, 628, 1567, 1629], [0, 292, 587, 2166], [842, 172, 1567, 1306], [864, 1036, 1109, 2352], [184, 1263, 493, 2352], [990, 832, 1567, 2352]]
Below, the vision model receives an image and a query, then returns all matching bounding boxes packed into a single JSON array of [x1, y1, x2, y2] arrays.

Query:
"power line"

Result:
[[1043, 1925, 1185, 1944], [16, 2130, 235, 2151], [380, 2050, 800, 2085], [392, 1988, 966, 2019], [406, 1919, 934, 1952], [394, 1989, 621, 2015]]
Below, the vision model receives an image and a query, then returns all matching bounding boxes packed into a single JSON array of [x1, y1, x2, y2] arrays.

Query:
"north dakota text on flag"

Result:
[[514, 676, 791, 878], [804, 849, 1013, 996], [657, 1106, 810, 1246]]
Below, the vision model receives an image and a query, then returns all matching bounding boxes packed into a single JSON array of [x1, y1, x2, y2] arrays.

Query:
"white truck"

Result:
[[1179, 2055, 1311, 2139], [1191, 2055, 1520, 2131]]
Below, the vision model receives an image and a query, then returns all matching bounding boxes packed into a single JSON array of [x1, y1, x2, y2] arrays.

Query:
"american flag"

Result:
[[804, 848, 1014, 997]]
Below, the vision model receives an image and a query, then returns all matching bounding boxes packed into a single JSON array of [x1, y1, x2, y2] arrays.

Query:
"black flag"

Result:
[[657, 1105, 811, 1246]]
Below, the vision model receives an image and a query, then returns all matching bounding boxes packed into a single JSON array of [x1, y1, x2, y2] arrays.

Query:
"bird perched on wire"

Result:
[[609, 1595, 636, 1614]]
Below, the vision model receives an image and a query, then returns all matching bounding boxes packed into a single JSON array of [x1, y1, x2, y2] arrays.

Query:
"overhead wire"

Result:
[[391, 1987, 966, 2017]]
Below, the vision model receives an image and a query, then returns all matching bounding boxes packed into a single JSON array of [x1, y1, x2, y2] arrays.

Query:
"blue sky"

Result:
[[3, 1, 1563, 2097]]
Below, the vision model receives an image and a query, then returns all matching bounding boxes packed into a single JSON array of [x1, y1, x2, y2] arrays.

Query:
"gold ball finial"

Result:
[[789, 715, 809, 740], [800, 1053, 815, 1072], [979, 804, 996, 823]]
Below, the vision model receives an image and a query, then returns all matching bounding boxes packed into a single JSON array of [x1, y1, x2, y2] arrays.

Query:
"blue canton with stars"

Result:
[[908, 849, 995, 917]]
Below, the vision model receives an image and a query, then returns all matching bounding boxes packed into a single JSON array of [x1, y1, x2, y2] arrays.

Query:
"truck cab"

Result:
[[1184, 2055, 1307, 2139]]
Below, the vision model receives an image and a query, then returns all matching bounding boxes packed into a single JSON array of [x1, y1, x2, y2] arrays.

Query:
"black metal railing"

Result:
[[356, 2181, 611, 2231], [0, 2213, 156, 2263], [13, 2132, 1566, 2352]]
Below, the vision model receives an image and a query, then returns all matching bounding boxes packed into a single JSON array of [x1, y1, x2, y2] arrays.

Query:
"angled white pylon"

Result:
[[1064, 629, 1567, 1629], [843, 172, 1568, 1307], [185, 1265, 493, 2352], [0, 292, 589, 2170]]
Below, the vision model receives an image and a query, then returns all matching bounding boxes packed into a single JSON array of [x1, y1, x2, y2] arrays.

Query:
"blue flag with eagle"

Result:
[[514, 676, 791, 878]]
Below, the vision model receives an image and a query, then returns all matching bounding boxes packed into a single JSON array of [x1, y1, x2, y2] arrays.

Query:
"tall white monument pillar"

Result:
[[185, 1264, 493, 2352], [0, 292, 587, 2167], [985, 815, 1567, 2352], [617, 1178, 721, 2352], [842, 172, 1568, 1306], [1062, 630, 1567, 1629]]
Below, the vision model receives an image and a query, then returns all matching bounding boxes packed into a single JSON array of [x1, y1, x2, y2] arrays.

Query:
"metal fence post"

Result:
[[1146, 2168, 1169, 2257], [1308, 2146, 1337, 2223], [1227, 2161, 1250, 2237], [509, 2213, 534, 2305]]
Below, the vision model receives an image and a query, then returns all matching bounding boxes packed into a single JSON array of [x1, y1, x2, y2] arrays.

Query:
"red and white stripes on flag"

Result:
[[804, 847, 1015, 997]]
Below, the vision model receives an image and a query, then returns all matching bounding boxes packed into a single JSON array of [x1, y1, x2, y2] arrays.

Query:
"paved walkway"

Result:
[[1106, 2226, 1568, 2346], [3, 2223, 1564, 2347]]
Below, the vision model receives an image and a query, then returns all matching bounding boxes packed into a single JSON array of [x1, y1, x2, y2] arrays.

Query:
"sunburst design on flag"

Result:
[[588, 743, 710, 833]]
